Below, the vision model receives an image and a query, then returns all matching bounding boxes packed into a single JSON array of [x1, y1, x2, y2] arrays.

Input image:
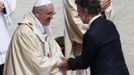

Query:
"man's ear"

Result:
[[35, 10, 41, 18]]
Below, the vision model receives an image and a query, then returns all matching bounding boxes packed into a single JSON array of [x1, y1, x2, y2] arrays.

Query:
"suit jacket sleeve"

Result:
[[68, 32, 96, 70]]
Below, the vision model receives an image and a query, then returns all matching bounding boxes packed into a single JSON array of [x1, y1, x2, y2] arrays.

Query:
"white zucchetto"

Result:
[[34, 0, 52, 7]]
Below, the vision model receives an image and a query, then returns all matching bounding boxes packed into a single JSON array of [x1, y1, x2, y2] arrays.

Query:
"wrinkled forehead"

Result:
[[43, 3, 54, 12]]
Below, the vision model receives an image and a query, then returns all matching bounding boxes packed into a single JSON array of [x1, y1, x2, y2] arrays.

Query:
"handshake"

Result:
[[58, 57, 70, 71], [0, 0, 4, 11]]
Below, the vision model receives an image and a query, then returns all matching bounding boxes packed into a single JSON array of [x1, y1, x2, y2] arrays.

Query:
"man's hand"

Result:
[[100, 0, 111, 11], [0, 0, 4, 11], [59, 57, 69, 71]]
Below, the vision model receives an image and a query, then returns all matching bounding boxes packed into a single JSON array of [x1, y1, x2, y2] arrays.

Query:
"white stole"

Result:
[[32, 25, 52, 56], [30, 13, 52, 56]]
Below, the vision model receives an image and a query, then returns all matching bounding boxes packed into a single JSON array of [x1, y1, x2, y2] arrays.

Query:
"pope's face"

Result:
[[37, 3, 55, 26]]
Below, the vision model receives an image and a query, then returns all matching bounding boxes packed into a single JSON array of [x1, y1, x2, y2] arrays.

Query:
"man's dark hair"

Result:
[[75, 0, 101, 15]]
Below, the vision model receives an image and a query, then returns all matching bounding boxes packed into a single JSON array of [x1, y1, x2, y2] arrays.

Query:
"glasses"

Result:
[[40, 9, 56, 17], [46, 11, 56, 17]]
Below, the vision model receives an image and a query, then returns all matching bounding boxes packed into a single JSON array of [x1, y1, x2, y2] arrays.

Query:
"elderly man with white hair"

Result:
[[3, 0, 64, 75]]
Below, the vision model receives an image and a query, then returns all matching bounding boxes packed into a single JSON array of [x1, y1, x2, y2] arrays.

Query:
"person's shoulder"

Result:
[[87, 18, 118, 41], [13, 24, 34, 38], [95, 17, 116, 31]]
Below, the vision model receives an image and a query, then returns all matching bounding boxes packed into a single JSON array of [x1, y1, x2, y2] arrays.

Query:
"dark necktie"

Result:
[[101, 11, 106, 19]]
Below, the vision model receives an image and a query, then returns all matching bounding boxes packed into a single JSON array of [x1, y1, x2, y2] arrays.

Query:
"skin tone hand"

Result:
[[100, 0, 111, 11], [0, 0, 4, 11], [59, 57, 69, 71]]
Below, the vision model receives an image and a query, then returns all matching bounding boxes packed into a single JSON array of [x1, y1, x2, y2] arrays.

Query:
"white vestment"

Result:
[[3, 13, 64, 75], [0, 0, 16, 65]]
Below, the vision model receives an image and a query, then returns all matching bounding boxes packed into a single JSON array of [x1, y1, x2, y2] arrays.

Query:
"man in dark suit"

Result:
[[59, 0, 130, 75]]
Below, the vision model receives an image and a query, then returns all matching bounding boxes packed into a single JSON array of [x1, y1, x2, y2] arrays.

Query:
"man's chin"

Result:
[[83, 21, 88, 24], [44, 23, 50, 26], [46, 22, 50, 25]]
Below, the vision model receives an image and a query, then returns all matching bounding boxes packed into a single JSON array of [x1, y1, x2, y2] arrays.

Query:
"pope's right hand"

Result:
[[59, 57, 69, 71]]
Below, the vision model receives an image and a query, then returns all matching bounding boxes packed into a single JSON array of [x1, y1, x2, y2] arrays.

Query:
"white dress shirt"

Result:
[[88, 14, 101, 28]]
